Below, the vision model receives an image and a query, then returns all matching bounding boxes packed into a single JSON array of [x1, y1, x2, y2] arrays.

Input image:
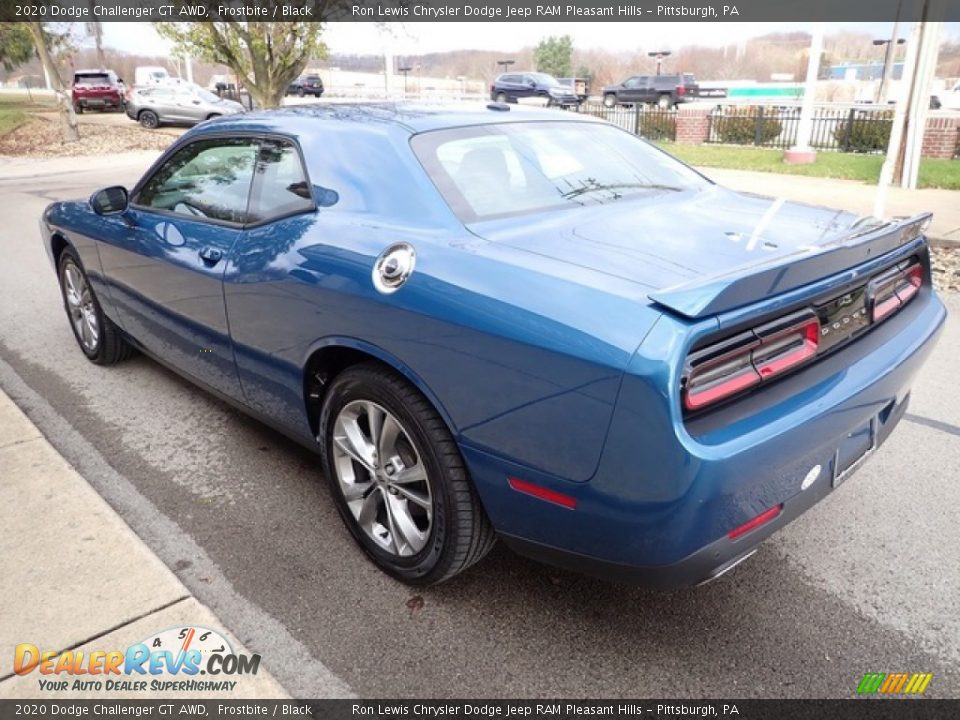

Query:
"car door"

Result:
[[170, 87, 207, 122], [97, 136, 259, 399], [147, 87, 179, 122], [222, 137, 318, 420], [620, 77, 643, 103]]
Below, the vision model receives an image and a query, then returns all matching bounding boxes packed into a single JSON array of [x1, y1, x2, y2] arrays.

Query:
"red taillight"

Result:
[[683, 312, 820, 411], [676, 85, 686, 97], [870, 262, 923, 322], [507, 477, 577, 509], [752, 316, 820, 380], [684, 345, 761, 411], [728, 504, 783, 540]]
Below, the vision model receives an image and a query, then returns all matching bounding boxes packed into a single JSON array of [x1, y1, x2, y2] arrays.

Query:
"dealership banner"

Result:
[[2, 0, 960, 22], [2, 700, 960, 719]]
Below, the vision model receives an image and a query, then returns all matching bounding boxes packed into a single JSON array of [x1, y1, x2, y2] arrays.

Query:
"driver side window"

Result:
[[136, 138, 258, 224]]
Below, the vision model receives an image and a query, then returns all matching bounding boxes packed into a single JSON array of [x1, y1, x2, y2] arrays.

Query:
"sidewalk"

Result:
[[0, 390, 288, 700], [703, 167, 960, 245]]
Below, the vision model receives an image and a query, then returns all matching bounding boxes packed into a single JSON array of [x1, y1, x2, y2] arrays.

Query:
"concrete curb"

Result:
[[0, 389, 290, 700]]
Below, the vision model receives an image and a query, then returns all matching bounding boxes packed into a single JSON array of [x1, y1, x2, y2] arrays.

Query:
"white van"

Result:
[[134, 66, 173, 86]]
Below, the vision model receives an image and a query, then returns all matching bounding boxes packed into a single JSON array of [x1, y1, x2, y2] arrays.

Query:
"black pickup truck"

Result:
[[602, 74, 700, 109]]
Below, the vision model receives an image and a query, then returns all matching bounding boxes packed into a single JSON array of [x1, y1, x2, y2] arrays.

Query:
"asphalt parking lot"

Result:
[[1, 157, 958, 699]]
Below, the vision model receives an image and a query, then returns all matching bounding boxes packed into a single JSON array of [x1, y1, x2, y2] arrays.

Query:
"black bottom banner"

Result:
[[2, 700, 960, 720]]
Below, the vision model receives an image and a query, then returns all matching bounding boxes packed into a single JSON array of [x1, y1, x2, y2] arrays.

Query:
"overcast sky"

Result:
[[101, 21, 960, 57]]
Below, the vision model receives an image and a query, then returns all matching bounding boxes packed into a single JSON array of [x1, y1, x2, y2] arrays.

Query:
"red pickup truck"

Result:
[[71, 69, 124, 113]]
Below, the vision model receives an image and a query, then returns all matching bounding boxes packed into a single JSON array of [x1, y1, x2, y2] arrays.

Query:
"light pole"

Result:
[[398, 66, 413, 96], [873, 37, 905, 103], [648, 51, 671, 76]]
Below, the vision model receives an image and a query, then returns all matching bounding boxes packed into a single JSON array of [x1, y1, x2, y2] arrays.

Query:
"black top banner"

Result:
[[2, 701, 960, 720], [1, 0, 960, 22]]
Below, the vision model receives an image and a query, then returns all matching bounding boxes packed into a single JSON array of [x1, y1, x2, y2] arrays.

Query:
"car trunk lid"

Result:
[[467, 186, 930, 319]]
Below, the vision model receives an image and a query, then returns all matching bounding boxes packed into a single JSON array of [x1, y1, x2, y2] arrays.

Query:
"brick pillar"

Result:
[[922, 115, 960, 159], [675, 106, 712, 145]]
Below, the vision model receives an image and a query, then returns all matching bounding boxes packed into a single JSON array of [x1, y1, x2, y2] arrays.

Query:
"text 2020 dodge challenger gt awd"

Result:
[[40, 104, 946, 587]]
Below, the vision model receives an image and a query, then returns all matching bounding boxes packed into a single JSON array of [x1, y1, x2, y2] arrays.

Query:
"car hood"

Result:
[[467, 185, 928, 318]]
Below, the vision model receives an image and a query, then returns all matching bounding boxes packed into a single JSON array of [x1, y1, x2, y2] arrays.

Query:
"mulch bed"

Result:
[[931, 246, 960, 294], [0, 115, 178, 158]]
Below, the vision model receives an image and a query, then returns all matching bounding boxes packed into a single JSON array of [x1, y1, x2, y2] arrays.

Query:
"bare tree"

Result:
[[26, 22, 79, 143], [85, 19, 106, 69]]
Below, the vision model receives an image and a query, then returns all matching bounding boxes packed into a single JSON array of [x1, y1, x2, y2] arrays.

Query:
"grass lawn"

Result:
[[0, 92, 56, 138], [656, 142, 960, 191]]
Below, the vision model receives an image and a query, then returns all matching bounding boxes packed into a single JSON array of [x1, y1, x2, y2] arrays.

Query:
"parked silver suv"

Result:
[[126, 83, 245, 129]]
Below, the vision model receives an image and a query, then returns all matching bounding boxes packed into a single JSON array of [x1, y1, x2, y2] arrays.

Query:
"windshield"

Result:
[[412, 121, 709, 222], [75, 73, 110, 85], [529, 73, 561, 87], [194, 87, 222, 103]]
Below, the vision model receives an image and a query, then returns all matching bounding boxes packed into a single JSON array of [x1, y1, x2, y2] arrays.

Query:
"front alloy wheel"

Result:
[[320, 364, 495, 584], [62, 261, 99, 354], [58, 247, 132, 365]]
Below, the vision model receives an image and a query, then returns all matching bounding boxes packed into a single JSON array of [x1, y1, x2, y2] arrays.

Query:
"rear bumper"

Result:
[[465, 289, 946, 588], [502, 387, 913, 590], [74, 93, 122, 107]]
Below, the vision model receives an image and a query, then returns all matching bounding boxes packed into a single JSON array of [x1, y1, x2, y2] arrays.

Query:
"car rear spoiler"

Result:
[[648, 213, 932, 320]]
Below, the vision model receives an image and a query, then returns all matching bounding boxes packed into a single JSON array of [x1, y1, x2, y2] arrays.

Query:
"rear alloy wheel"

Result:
[[495, 92, 508, 103], [139, 110, 159, 129], [603, 94, 617, 108], [58, 247, 132, 365], [657, 94, 673, 110], [297, 87, 306, 97], [320, 364, 495, 585]]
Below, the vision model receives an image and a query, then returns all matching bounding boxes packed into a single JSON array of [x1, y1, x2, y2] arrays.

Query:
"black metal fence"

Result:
[[567, 102, 897, 154], [574, 102, 677, 141], [706, 106, 895, 154]]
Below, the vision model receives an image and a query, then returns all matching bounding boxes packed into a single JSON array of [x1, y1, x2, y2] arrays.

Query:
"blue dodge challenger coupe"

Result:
[[41, 104, 946, 587]]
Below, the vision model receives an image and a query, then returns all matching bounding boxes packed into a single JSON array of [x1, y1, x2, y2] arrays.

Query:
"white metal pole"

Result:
[[785, 23, 823, 163], [903, 21, 942, 189], [184, 54, 194, 85], [874, 22, 922, 218]]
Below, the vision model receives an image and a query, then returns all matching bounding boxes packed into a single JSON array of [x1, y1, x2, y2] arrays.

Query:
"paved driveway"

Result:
[[0, 157, 958, 698]]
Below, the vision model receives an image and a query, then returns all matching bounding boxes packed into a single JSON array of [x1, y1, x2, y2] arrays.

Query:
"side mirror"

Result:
[[90, 186, 128, 216], [527, 80, 536, 88]]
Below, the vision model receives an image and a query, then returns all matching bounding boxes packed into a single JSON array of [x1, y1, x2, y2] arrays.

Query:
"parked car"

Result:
[[125, 84, 245, 129], [490, 72, 580, 106], [557, 77, 589, 103], [930, 81, 960, 111], [286, 74, 324, 98], [40, 104, 945, 587], [603, 73, 700, 108], [71, 69, 124, 113]]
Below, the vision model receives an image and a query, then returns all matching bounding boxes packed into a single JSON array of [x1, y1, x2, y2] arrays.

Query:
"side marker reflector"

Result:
[[728, 504, 783, 540], [507, 477, 577, 509]]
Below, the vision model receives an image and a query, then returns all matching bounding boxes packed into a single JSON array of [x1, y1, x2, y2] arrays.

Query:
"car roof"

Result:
[[188, 102, 604, 137], [75, 69, 112, 74]]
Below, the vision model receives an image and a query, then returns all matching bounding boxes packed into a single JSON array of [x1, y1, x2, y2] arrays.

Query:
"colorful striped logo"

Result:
[[857, 672, 933, 695]]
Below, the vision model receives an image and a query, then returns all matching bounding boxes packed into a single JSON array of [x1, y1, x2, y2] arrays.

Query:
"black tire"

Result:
[[58, 247, 133, 366], [495, 92, 508, 103], [319, 364, 496, 585], [73, 103, 83, 114], [138, 110, 159, 129], [603, 94, 617, 108], [206, 113, 221, 121], [297, 87, 305, 97]]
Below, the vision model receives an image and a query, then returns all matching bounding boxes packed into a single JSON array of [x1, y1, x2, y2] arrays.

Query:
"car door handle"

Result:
[[198, 247, 222, 265]]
